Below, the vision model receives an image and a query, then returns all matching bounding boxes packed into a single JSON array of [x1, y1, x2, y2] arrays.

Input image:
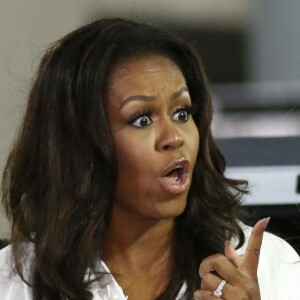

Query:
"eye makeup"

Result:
[[127, 103, 198, 129]]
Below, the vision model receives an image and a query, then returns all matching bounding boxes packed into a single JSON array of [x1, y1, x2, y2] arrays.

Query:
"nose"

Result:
[[155, 119, 184, 152]]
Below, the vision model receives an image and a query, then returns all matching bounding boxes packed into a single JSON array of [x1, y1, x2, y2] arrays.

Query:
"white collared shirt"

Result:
[[0, 225, 299, 300]]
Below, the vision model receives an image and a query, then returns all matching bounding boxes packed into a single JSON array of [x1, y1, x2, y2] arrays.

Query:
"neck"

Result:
[[102, 208, 177, 300], [102, 211, 175, 274]]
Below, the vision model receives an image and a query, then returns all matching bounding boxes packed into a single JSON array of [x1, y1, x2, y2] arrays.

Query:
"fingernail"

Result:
[[225, 240, 231, 246], [262, 217, 270, 229]]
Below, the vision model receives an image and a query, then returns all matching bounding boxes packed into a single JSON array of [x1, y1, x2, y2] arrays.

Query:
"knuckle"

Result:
[[201, 253, 221, 265], [213, 254, 225, 265], [210, 254, 227, 268], [253, 247, 261, 257], [200, 253, 225, 276], [201, 272, 213, 288], [246, 246, 261, 258]]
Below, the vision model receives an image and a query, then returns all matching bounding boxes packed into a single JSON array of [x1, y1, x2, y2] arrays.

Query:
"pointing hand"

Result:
[[193, 218, 270, 300]]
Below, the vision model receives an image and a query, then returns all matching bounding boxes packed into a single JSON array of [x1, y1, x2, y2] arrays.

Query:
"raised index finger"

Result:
[[240, 217, 270, 277]]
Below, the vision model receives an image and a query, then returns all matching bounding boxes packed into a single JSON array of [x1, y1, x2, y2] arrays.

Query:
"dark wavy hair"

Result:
[[1, 18, 247, 299]]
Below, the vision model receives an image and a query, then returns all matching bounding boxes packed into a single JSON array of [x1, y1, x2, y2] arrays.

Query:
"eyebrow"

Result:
[[118, 86, 189, 111], [171, 87, 189, 100]]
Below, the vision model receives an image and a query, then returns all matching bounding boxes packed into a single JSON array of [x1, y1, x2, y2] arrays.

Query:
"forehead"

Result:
[[108, 55, 186, 92]]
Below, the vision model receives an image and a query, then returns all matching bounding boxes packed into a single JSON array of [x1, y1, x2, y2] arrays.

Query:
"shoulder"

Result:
[[0, 245, 32, 299], [0, 245, 14, 284], [236, 222, 300, 300]]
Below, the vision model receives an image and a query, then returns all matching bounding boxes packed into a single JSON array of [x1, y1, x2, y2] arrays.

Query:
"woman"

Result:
[[0, 18, 299, 300]]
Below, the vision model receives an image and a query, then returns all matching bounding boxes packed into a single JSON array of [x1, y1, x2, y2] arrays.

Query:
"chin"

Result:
[[155, 195, 187, 219]]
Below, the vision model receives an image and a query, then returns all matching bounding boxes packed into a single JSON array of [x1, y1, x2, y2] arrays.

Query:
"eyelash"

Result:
[[173, 104, 197, 121], [128, 104, 197, 128], [128, 110, 152, 128]]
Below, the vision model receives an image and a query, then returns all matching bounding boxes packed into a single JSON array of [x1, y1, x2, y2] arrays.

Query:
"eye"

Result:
[[172, 110, 189, 122], [129, 112, 153, 128], [171, 106, 191, 123]]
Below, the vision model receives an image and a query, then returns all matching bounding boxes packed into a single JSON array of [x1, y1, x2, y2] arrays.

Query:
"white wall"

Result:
[[248, 0, 300, 81], [0, 1, 90, 238]]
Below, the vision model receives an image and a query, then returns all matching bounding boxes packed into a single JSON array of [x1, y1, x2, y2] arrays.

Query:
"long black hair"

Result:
[[2, 18, 247, 299]]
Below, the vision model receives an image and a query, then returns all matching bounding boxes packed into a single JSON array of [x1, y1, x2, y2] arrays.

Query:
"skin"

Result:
[[103, 54, 266, 299], [194, 217, 269, 300], [106, 55, 199, 221], [104, 55, 199, 299]]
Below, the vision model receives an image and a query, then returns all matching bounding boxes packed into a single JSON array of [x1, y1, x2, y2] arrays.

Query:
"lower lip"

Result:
[[159, 173, 190, 194]]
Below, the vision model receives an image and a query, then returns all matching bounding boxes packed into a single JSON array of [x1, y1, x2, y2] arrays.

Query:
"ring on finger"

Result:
[[213, 279, 226, 298]]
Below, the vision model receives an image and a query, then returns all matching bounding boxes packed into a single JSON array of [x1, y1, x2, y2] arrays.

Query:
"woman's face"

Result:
[[106, 55, 199, 221]]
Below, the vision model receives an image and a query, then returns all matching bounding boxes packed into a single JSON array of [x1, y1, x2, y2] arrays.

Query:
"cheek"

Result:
[[187, 123, 200, 158], [195, 130, 200, 154], [114, 135, 151, 174]]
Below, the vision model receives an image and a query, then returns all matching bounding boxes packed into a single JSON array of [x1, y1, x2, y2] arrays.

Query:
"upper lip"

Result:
[[161, 158, 189, 177]]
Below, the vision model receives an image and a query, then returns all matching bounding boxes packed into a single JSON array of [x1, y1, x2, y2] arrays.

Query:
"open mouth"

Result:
[[165, 165, 185, 182], [159, 158, 190, 194]]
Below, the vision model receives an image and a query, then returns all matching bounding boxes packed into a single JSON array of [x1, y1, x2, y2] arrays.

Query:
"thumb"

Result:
[[225, 241, 241, 268], [240, 217, 270, 277]]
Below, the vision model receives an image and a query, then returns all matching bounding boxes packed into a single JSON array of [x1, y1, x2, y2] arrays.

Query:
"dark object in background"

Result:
[[0, 239, 10, 250], [241, 205, 300, 254], [217, 137, 300, 254], [168, 27, 246, 83]]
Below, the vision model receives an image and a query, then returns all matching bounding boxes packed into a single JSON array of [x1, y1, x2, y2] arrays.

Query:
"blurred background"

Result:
[[0, 0, 299, 250]]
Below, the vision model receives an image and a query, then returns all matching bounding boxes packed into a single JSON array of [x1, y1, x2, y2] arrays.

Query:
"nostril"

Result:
[[163, 144, 171, 151]]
